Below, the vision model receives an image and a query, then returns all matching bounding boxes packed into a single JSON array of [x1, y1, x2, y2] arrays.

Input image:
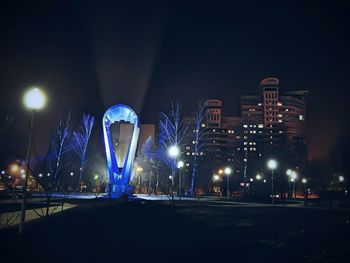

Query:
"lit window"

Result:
[[243, 124, 248, 128], [201, 123, 206, 127], [299, 115, 304, 121], [258, 124, 263, 128]]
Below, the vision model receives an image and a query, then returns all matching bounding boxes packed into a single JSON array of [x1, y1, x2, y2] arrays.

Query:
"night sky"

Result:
[[1, 0, 350, 160]]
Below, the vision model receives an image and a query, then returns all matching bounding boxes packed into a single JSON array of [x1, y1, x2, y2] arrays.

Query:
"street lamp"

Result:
[[167, 145, 180, 200], [19, 86, 46, 235], [267, 159, 278, 204], [224, 167, 232, 198], [291, 171, 298, 199], [339, 175, 345, 182], [256, 174, 262, 180], [177, 160, 184, 198]]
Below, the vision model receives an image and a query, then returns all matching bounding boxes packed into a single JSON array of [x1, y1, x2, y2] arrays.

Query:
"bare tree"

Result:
[[158, 102, 187, 201], [73, 113, 95, 192], [189, 101, 207, 196], [45, 112, 73, 217]]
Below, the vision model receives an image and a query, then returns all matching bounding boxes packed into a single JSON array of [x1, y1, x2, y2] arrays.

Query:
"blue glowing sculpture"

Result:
[[103, 104, 140, 198]]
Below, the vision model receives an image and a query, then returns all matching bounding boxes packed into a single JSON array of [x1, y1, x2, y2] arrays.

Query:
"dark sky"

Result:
[[1, 0, 350, 160]]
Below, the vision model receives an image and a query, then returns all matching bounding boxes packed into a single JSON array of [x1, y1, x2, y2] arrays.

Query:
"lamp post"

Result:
[[177, 160, 184, 199], [224, 167, 232, 199], [168, 145, 180, 200], [286, 169, 293, 198], [267, 159, 277, 204], [290, 171, 298, 200], [19, 87, 46, 234]]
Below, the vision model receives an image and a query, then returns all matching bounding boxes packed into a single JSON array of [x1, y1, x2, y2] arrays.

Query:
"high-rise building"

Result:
[[240, 77, 308, 174]]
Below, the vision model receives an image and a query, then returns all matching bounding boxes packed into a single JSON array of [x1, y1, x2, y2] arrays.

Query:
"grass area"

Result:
[[1, 199, 349, 263]]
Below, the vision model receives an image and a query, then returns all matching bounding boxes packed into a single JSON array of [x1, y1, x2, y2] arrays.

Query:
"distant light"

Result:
[[169, 175, 172, 180], [302, 178, 307, 184], [250, 178, 254, 182], [21, 174, 25, 179], [70, 172, 74, 176], [10, 164, 19, 173], [136, 167, 143, 172], [39, 173, 43, 177], [20, 169, 25, 174], [263, 179, 267, 183], [213, 175, 220, 181], [224, 167, 232, 175], [47, 173, 50, 176], [339, 175, 345, 182], [286, 169, 293, 176], [177, 160, 184, 168], [256, 174, 262, 180], [23, 87, 47, 110], [267, 159, 277, 170], [291, 171, 298, 181], [168, 145, 180, 158], [94, 174, 99, 180], [1, 170, 5, 175], [218, 169, 224, 175]]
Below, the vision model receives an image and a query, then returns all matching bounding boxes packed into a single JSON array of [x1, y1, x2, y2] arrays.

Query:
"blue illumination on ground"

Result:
[[102, 104, 140, 198]]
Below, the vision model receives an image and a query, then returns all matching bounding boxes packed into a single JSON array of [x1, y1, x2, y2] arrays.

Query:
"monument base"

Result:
[[110, 184, 134, 199]]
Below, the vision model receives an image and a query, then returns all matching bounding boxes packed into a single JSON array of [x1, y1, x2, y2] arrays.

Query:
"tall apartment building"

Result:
[[240, 77, 308, 175]]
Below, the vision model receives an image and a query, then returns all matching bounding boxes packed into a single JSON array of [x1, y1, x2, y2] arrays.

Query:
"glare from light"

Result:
[[169, 175, 172, 180], [224, 167, 232, 175], [20, 169, 25, 174], [286, 169, 293, 176], [21, 174, 25, 179], [47, 173, 50, 176], [136, 167, 143, 172], [168, 145, 180, 158], [339, 175, 345, 182], [250, 178, 254, 182], [177, 160, 184, 168], [291, 171, 298, 181], [10, 164, 19, 173], [39, 173, 43, 177], [94, 174, 99, 180], [213, 175, 220, 181], [70, 172, 74, 176], [23, 87, 47, 110], [1, 170, 5, 175], [263, 179, 267, 183], [302, 178, 307, 184], [256, 174, 262, 180], [218, 169, 224, 175], [267, 159, 277, 170]]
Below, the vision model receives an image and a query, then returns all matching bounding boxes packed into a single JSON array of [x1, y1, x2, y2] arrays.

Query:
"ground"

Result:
[[0, 197, 349, 263]]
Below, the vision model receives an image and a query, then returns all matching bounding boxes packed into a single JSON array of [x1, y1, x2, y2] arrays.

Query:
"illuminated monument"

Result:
[[103, 104, 140, 198]]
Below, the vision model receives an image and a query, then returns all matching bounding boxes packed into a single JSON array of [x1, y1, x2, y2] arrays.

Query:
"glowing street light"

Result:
[[23, 87, 47, 110], [339, 175, 345, 182], [10, 163, 19, 174], [167, 145, 180, 200], [224, 167, 232, 198], [168, 145, 180, 158], [70, 172, 74, 176], [256, 174, 262, 180], [177, 160, 184, 169], [213, 174, 220, 181], [302, 178, 307, 184], [19, 86, 47, 235], [94, 174, 99, 180], [267, 159, 278, 204]]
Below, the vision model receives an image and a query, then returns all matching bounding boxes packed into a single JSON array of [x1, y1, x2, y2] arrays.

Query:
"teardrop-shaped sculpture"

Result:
[[102, 104, 140, 198]]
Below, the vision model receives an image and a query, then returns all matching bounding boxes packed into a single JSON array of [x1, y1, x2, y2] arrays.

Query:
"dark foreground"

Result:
[[1, 199, 349, 263]]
